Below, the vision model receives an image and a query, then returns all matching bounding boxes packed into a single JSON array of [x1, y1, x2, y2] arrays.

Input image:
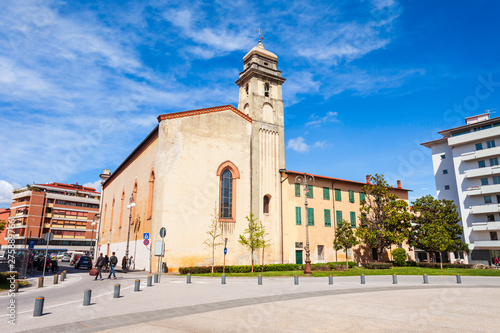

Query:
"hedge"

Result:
[[0, 272, 19, 284], [178, 262, 358, 274], [416, 262, 473, 269], [362, 262, 393, 269]]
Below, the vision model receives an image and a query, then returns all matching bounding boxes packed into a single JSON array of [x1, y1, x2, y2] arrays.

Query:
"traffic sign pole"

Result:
[[223, 238, 228, 275], [42, 232, 54, 278], [159, 227, 166, 283]]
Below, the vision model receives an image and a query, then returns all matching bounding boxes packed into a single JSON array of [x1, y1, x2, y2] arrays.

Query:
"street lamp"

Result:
[[90, 214, 99, 258], [295, 172, 315, 275], [125, 193, 135, 271]]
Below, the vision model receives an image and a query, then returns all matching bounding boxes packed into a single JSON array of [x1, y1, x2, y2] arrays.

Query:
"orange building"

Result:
[[0, 208, 10, 248]]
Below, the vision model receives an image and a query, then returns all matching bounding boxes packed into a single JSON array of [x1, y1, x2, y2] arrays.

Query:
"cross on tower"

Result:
[[257, 28, 264, 41]]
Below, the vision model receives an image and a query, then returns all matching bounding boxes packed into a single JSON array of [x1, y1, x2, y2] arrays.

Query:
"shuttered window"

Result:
[[335, 188, 341, 201], [350, 212, 356, 228], [323, 187, 330, 200], [324, 209, 331, 227], [295, 183, 300, 197], [306, 185, 313, 198], [295, 207, 301, 225], [307, 208, 314, 226], [360, 192, 365, 201], [348, 190, 355, 203], [336, 210, 343, 227]]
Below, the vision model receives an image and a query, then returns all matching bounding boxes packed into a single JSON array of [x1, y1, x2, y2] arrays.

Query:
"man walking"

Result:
[[95, 253, 105, 280], [108, 252, 118, 279]]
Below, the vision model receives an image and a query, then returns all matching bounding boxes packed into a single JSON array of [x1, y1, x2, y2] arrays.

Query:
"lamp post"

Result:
[[125, 193, 135, 271], [90, 214, 99, 258], [295, 172, 315, 275]]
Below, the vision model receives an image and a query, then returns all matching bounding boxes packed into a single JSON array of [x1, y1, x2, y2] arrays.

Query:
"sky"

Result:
[[1, 0, 500, 207]]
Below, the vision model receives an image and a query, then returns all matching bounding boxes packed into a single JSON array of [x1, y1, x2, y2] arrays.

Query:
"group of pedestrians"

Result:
[[494, 257, 500, 267], [94, 252, 119, 280]]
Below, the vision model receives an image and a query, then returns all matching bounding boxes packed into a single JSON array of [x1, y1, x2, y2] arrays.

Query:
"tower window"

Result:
[[264, 83, 269, 97], [245, 83, 249, 96], [263, 195, 270, 214]]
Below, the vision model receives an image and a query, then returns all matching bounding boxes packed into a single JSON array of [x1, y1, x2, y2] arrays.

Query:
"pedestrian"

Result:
[[129, 256, 134, 270], [104, 254, 110, 271], [95, 253, 105, 280], [108, 252, 118, 279], [122, 256, 128, 272]]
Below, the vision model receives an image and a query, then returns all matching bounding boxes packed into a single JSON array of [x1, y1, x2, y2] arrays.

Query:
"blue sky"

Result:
[[1, 0, 500, 207]]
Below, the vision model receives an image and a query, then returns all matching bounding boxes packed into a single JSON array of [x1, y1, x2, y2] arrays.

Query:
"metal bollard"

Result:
[[328, 275, 333, 285], [33, 296, 44, 317], [14, 280, 19, 293], [360, 274, 365, 284], [423, 274, 428, 284], [83, 289, 91, 306], [53, 274, 58, 285], [294, 275, 299, 285], [147, 275, 152, 287], [114, 284, 120, 298], [221, 274, 226, 285], [392, 274, 397, 284], [186, 273, 191, 284], [134, 279, 140, 292], [154, 273, 159, 283], [258, 275, 262, 285], [60, 273, 65, 282], [456, 274, 462, 284], [38, 277, 43, 288], [63, 271, 67, 279]]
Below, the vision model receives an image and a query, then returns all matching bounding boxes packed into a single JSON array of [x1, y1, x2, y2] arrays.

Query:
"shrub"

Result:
[[362, 262, 393, 269], [392, 248, 407, 267], [311, 264, 330, 271], [327, 261, 357, 269], [178, 263, 303, 274], [0, 272, 19, 284], [416, 262, 473, 269]]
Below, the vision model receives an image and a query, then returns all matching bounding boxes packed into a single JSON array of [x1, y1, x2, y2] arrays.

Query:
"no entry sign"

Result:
[[143, 239, 150, 246]]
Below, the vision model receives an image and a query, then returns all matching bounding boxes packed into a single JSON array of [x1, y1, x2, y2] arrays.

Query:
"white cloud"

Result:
[[0, 180, 14, 207], [306, 112, 340, 127], [313, 141, 328, 148], [83, 180, 102, 193], [287, 137, 310, 153]]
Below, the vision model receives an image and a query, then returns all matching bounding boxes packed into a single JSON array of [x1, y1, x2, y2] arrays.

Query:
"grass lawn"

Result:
[[0, 280, 29, 291], [189, 266, 500, 277]]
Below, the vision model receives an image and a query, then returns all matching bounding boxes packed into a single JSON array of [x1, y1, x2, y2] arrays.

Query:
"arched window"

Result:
[[245, 83, 249, 96], [264, 83, 270, 97], [263, 195, 270, 214], [221, 169, 233, 219], [147, 170, 155, 220], [119, 191, 125, 228], [131, 182, 137, 225], [110, 198, 115, 231]]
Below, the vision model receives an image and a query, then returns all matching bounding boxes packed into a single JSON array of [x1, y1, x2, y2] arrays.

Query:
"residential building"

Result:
[[7, 183, 100, 253], [0, 208, 10, 248], [422, 113, 500, 265]]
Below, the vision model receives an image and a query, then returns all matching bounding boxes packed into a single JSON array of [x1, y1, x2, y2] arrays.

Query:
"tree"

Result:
[[356, 174, 413, 262], [0, 219, 6, 232], [411, 195, 469, 269], [259, 222, 271, 272], [238, 212, 265, 272], [203, 206, 224, 273], [392, 248, 407, 266], [333, 220, 360, 269]]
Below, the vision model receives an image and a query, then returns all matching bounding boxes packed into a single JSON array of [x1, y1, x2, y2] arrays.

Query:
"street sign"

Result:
[[43, 232, 54, 242], [154, 241, 164, 256], [143, 233, 149, 240], [144, 239, 150, 246], [28, 240, 35, 249], [224, 247, 227, 255], [160, 227, 166, 238]]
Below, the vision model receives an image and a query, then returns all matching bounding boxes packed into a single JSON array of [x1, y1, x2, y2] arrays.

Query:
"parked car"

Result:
[[75, 255, 93, 269], [61, 253, 70, 262], [70, 252, 85, 265]]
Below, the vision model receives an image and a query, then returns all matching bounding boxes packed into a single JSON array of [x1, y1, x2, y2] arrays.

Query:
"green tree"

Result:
[[356, 174, 413, 262], [392, 248, 407, 266], [0, 219, 6, 232], [238, 212, 265, 272], [333, 220, 360, 269], [203, 206, 224, 273], [411, 195, 468, 269]]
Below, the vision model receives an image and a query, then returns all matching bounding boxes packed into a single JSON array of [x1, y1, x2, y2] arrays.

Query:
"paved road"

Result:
[[1, 272, 499, 332]]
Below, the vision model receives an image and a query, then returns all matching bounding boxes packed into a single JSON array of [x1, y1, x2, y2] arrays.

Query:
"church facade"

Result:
[[97, 42, 411, 272]]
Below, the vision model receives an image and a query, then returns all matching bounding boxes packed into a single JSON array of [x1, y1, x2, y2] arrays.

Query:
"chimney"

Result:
[[397, 180, 402, 189], [366, 175, 371, 184]]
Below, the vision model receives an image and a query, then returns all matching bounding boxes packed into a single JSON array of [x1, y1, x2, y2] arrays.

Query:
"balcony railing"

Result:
[[471, 221, 500, 231], [461, 146, 500, 162], [466, 183, 500, 196], [464, 165, 500, 179], [472, 240, 500, 248], [448, 126, 499, 147], [470, 204, 500, 214]]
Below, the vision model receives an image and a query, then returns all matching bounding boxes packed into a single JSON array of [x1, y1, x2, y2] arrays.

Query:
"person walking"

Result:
[[95, 253, 105, 280], [108, 252, 118, 279], [129, 256, 134, 270], [104, 255, 110, 271], [122, 256, 128, 272]]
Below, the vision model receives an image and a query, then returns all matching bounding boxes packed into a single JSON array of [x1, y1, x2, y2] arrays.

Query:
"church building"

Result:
[[97, 42, 411, 272]]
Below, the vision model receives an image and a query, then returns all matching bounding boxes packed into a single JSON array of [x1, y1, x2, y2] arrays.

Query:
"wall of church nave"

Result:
[[99, 239, 151, 272]]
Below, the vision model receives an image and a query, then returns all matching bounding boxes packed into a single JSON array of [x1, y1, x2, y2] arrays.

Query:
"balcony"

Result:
[[464, 165, 500, 179], [470, 204, 500, 214], [466, 183, 500, 196], [461, 146, 500, 162], [472, 240, 500, 248], [45, 213, 53, 218], [11, 191, 32, 200], [471, 221, 500, 231], [448, 127, 499, 147]]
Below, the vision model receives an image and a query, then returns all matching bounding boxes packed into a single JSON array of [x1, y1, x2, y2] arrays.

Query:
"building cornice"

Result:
[[158, 105, 252, 123]]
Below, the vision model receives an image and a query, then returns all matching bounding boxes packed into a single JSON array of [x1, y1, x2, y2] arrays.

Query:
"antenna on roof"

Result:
[[483, 108, 497, 114]]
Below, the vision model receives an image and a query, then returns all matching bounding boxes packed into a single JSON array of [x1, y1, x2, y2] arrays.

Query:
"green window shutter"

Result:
[[349, 190, 355, 203], [359, 192, 365, 201], [350, 212, 356, 228], [335, 188, 341, 201], [295, 183, 300, 197], [324, 209, 331, 227], [306, 185, 313, 198], [336, 210, 343, 227], [323, 187, 330, 200], [307, 207, 314, 226], [295, 207, 302, 225]]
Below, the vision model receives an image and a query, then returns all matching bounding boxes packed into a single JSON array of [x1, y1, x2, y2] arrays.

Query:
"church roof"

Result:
[[243, 41, 278, 62], [158, 105, 252, 123]]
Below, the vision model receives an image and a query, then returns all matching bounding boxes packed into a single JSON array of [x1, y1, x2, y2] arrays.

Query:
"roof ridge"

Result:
[[158, 105, 252, 123]]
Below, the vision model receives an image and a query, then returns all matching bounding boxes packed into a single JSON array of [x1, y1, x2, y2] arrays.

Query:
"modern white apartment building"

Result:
[[422, 113, 500, 265]]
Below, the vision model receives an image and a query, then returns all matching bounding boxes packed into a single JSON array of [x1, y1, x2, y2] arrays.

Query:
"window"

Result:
[[443, 169, 448, 175], [324, 209, 331, 227], [306, 185, 313, 198], [359, 192, 365, 201], [264, 83, 270, 97], [131, 182, 137, 225], [245, 83, 249, 96], [487, 214, 495, 222], [220, 169, 233, 219], [490, 232, 498, 241], [440, 154, 446, 159], [476, 143, 483, 150], [295, 183, 301, 197], [490, 158, 499, 166], [263, 195, 270, 214], [494, 176, 500, 185], [323, 187, 330, 200], [307, 208, 314, 226], [335, 188, 341, 201], [350, 212, 356, 228], [361, 213, 367, 227], [481, 178, 489, 186], [295, 207, 302, 225], [148, 170, 155, 219], [497, 195, 500, 204], [336, 210, 343, 227], [318, 245, 324, 260], [119, 191, 124, 228], [478, 160, 486, 168], [444, 185, 450, 190], [487, 140, 496, 148], [485, 196, 492, 204], [348, 190, 355, 203]]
